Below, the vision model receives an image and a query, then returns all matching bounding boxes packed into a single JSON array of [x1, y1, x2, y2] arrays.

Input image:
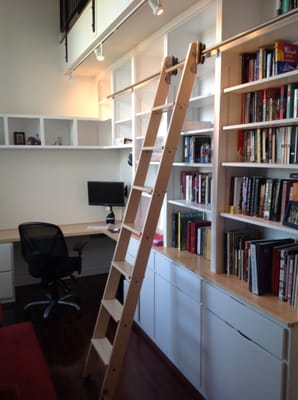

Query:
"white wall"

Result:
[[0, 149, 131, 229], [0, 0, 97, 117]]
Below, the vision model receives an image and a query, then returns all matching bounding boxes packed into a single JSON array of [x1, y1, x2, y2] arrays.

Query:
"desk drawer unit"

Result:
[[0, 243, 14, 300]]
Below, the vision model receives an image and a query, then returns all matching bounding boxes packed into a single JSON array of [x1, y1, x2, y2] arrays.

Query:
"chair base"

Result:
[[24, 294, 80, 319]]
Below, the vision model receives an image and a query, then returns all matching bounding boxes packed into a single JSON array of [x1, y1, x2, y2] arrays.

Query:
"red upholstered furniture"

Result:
[[0, 305, 56, 400]]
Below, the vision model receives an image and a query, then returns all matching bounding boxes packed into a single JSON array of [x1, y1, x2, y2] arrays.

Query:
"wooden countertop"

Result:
[[0, 221, 120, 244]]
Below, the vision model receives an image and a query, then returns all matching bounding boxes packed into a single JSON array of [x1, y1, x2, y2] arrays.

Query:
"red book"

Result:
[[187, 220, 211, 253]]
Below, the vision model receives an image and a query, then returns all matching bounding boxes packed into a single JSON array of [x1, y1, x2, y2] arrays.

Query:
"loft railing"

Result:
[[60, 0, 95, 62], [60, 0, 91, 33]]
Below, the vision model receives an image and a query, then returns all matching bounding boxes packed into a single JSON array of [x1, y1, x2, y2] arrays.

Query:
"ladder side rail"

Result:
[[99, 41, 200, 399]]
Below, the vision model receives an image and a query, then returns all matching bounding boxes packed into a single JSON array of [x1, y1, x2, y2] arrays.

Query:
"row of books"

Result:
[[241, 83, 298, 123], [237, 126, 298, 164], [182, 135, 212, 163], [181, 171, 212, 206], [241, 40, 298, 83], [229, 175, 298, 222], [171, 211, 211, 256], [224, 232, 298, 309], [276, 0, 298, 15]]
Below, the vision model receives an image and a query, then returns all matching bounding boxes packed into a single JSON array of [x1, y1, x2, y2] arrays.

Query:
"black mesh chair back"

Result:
[[19, 222, 68, 262], [18, 222, 86, 319]]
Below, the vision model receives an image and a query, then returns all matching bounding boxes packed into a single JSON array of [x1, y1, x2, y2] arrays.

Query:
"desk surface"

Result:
[[0, 222, 120, 244]]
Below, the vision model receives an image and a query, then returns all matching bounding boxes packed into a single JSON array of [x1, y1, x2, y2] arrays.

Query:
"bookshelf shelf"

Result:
[[168, 199, 212, 213], [223, 118, 298, 131], [189, 93, 214, 108], [181, 128, 213, 136], [221, 212, 298, 235], [224, 70, 298, 95], [173, 162, 212, 168], [221, 162, 298, 169]]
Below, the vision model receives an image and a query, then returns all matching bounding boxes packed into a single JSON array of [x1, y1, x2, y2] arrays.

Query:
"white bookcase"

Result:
[[0, 114, 130, 150]]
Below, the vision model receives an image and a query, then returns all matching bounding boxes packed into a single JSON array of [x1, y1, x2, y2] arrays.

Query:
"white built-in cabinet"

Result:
[[126, 240, 298, 399], [0, 244, 14, 302], [154, 252, 201, 391], [202, 283, 288, 400]]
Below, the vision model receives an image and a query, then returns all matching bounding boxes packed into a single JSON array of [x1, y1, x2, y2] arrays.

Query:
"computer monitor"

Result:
[[87, 181, 125, 224]]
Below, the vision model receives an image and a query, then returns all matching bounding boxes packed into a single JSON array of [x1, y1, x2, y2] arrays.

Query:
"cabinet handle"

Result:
[[237, 329, 252, 342]]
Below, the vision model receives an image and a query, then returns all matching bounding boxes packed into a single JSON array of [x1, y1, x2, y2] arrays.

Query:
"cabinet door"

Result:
[[155, 273, 201, 390], [0, 243, 14, 300], [138, 251, 155, 338], [202, 308, 285, 400]]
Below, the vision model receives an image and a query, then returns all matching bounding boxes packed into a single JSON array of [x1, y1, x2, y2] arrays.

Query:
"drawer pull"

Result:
[[237, 329, 252, 342]]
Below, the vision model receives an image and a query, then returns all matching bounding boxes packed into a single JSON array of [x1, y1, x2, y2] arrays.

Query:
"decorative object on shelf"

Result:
[[283, 200, 298, 229], [52, 136, 63, 145], [14, 132, 25, 145], [27, 135, 41, 145]]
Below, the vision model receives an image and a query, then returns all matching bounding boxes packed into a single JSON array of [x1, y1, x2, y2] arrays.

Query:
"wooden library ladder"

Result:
[[83, 41, 204, 400]]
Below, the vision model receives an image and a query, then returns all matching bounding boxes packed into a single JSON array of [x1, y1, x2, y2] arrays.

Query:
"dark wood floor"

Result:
[[2, 274, 205, 400]]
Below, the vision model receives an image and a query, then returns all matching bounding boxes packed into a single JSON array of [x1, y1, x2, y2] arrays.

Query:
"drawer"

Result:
[[0, 271, 13, 299], [0, 243, 13, 272], [155, 252, 201, 303], [203, 282, 287, 360]]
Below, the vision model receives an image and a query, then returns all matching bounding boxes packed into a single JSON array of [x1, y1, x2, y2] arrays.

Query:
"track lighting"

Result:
[[148, 0, 163, 16], [94, 43, 104, 62]]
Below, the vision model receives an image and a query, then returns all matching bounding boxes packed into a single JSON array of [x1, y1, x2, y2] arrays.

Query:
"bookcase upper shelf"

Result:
[[221, 212, 298, 236], [223, 118, 298, 131], [224, 70, 298, 95], [221, 162, 298, 169]]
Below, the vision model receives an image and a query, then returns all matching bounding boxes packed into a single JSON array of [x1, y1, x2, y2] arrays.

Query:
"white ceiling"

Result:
[[71, 0, 200, 77]]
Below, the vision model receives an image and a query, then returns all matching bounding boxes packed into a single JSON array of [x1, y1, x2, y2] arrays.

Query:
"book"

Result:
[[187, 220, 211, 253], [177, 211, 206, 251], [171, 212, 178, 248], [286, 83, 298, 118], [249, 238, 293, 295], [198, 225, 211, 260], [272, 240, 296, 295], [278, 244, 298, 301], [274, 40, 298, 75]]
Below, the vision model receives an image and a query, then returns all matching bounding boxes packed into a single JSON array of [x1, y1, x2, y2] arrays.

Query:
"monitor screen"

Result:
[[87, 181, 125, 207]]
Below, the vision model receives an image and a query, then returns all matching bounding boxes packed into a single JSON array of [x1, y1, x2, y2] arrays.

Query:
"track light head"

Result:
[[94, 43, 104, 62], [148, 0, 163, 16]]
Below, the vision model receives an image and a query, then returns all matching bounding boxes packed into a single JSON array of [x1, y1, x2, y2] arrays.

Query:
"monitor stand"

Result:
[[106, 206, 115, 225]]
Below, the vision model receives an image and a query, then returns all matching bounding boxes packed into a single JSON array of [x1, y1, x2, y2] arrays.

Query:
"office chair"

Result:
[[18, 222, 87, 319]]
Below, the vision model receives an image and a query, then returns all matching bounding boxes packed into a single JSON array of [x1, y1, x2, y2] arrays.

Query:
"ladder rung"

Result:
[[102, 298, 123, 322], [152, 102, 174, 112], [112, 260, 133, 279], [91, 338, 112, 367], [122, 223, 142, 236], [132, 185, 153, 194], [165, 60, 185, 73]]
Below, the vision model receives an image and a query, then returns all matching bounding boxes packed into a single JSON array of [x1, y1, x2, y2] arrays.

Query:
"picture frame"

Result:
[[283, 201, 298, 230], [14, 132, 25, 145]]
